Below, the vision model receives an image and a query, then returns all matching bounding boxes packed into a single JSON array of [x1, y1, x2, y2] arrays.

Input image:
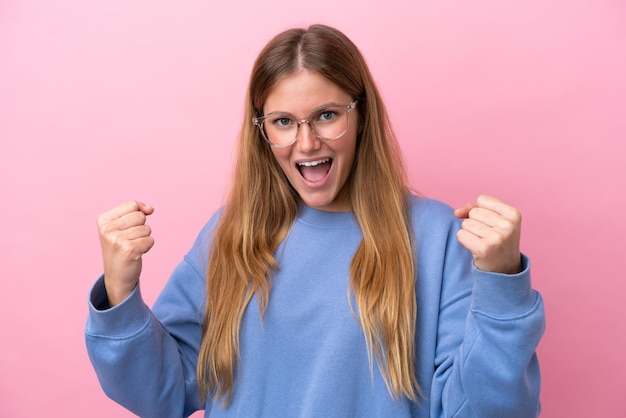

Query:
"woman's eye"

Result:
[[273, 117, 293, 127], [318, 110, 336, 122]]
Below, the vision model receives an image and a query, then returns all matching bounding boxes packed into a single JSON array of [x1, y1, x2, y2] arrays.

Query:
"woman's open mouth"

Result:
[[296, 158, 332, 183]]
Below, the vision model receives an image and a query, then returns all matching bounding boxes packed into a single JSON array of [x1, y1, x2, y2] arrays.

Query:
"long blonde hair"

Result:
[[197, 24, 420, 405]]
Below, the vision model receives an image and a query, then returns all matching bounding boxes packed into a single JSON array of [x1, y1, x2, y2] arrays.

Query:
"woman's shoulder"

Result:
[[184, 207, 224, 265], [408, 193, 456, 224], [197, 207, 224, 238], [407, 193, 463, 245]]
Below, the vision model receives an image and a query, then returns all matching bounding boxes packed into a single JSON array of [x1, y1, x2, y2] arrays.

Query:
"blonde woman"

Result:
[[86, 24, 544, 417]]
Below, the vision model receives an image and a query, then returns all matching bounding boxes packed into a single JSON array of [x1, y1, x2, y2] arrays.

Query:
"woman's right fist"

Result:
[[96, 201, 155, 306]]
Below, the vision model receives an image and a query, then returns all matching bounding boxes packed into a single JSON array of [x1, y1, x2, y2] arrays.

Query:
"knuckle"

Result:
[[109, 232, 124, 248], [474, 243, 488, 259], [477, 236, 500, 257], [99, 221, 115, 236], [489, 233, 505, 247], [500, 219, 515, 233], [120, 242, 139, 259], [128, 200, 140, 211]]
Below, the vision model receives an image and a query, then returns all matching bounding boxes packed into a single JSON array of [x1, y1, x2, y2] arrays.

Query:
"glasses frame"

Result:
[[253, 101, 358, 148]]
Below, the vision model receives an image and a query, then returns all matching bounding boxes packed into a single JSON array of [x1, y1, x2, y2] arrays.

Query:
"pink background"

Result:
[[1, 0, 625, 416]]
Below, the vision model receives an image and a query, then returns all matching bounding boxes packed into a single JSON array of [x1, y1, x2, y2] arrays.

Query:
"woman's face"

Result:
[[263, 69, 358, 212]]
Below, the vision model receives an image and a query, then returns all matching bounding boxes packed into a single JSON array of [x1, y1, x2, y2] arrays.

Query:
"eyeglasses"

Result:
[[253, 101, 357, 147]]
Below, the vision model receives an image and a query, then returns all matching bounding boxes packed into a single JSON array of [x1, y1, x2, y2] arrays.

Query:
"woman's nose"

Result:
[[295, 122, 321, 153]]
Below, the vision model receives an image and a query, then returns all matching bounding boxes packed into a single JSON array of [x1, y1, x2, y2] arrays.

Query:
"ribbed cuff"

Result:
[[86, 275, 151, 338], [471, 254, 538, 317]]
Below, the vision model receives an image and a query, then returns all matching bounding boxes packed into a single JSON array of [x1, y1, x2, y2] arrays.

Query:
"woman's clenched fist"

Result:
[[96, 201, 155, 306]]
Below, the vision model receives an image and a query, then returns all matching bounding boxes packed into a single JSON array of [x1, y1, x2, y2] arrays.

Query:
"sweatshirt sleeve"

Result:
[[429, 215, 545, 417], [85, 217, 216, 418], [433, 257, 545, 417]]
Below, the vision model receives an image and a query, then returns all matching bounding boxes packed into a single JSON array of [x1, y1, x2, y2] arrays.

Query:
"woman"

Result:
[[86, 24, 544, 417]]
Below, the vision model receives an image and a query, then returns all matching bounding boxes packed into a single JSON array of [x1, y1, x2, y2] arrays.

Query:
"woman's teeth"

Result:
[[297, 158, 331, 167]]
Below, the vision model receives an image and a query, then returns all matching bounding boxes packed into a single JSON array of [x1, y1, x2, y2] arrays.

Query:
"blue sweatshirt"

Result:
[[85, 196, 545, 417]]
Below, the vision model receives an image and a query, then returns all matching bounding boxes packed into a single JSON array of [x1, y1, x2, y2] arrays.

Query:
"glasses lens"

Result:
[[311, 106, 349, 141], [262, 115, 297, 146]]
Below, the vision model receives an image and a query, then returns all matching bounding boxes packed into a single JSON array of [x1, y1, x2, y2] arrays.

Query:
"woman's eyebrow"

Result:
[[264, 102, 345, 117]]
